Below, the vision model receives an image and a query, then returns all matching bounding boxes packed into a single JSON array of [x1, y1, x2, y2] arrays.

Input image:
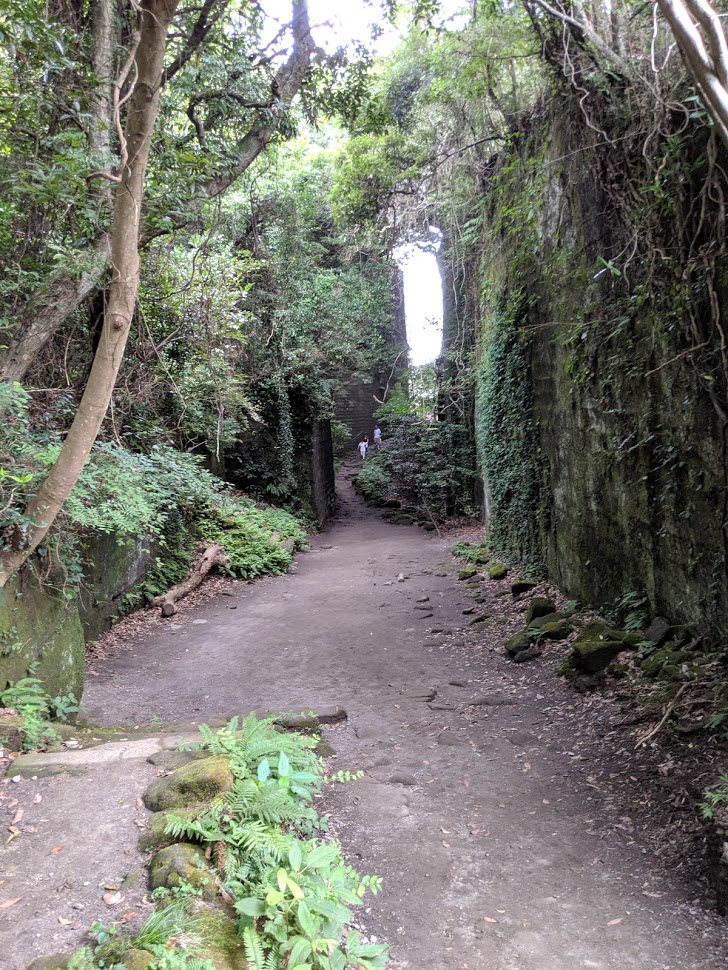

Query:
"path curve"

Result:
[[65, 465, 728, 967]]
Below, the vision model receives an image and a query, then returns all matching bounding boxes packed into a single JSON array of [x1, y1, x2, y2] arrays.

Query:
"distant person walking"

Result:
[[358, 435, 368, 461], [373, 425, 382, 452]]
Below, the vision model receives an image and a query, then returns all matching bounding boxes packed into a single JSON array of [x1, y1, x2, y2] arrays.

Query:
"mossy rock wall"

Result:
[[0, 531, 152, 699], [77, 531, 153, 642], [462, 105, 728, 638], [0, 571, 85, 698]]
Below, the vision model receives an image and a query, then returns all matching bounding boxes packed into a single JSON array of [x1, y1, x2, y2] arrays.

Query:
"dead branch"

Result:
[[150, 542, 228, 616], [635, 683, 689, 747]]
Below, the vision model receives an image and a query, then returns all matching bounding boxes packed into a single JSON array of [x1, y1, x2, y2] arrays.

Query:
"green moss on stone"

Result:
[[138, 804, 208, 854], [488, 562, 508, 580], [149, 843, 217, 898], [458, 567, 478, 580], [122, 950, 155, 970], [0, 572, 85, 700], [26, 956, 72, 970], [195, 905, 247, 969], [505, 631, 530, 656], [142, 756, 233, 812], [525, 597, 555, 625], [537, 620, 572, 640], [511, 579, 539, 595]]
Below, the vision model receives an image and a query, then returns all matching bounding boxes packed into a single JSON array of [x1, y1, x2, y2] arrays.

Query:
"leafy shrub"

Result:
[[165, 716, 389, 970], [197, 498, 306, 579], [354, 456, 391, 505], [358, 414, 474, 521]]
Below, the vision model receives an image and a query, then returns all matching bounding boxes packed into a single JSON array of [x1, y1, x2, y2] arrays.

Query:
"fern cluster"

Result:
[[166, 716, 389, 970]]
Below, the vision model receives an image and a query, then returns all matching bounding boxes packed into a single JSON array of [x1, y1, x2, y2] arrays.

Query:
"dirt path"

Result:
[[3, 463, 728, 969]]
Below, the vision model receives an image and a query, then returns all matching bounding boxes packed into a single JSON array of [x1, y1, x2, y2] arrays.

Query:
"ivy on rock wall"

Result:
[[475, 292, 546, 576]]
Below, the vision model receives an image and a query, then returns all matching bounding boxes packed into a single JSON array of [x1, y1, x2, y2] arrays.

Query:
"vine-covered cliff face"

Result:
[[469, 107, 728, 638]]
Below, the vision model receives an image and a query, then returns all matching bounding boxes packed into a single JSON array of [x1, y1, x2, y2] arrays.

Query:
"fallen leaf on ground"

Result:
[[484, 916, 499, 923], [442, 840, 450, 847], [607, 918, 623, 926], [50, 845, 64, 854], [58, 917, 72, 926], [104, 884, 119, 891], [0, 897, 22, 910], [10, 808, 23, 825], [133, 819, 146, 829], [103, 892, 122, 906], [32, 794, 42, 805]]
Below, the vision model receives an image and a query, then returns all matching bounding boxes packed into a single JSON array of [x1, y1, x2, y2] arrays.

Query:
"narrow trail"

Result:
[[3, 462, 727, 968]]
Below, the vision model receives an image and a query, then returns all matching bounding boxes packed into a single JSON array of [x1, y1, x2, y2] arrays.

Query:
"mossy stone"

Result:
[[138, 803, 207, 854], [470, 619, 493, 631], [458, 567, 477, 581], [122, 950, 155, 970], [640, 648, 691, 678], [525, 597, 556, 625], [195, 904, 247, 970], [142, 755, 233, 812], [149, 842, 217, 898], [505, 631, 531, 657], [511, 579, 539, 596], [621, 630, 645, 648], [537, 619, 572, 640], [528, 611, 562, 630], [26, 957, 71, 970], [0, 571, 85, 701], [570, 623, 626, 674], [469, 613, 491, 625], [488, 563, 507, 580], [146, 748, 211, 769]]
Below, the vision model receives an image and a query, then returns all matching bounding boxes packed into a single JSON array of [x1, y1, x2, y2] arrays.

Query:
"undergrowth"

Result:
[[61, 715, 388, 970]]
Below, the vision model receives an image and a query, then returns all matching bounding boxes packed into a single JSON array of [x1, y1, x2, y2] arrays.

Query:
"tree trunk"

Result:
[[0, 0, 180, 588], [0, 0, 314, 384], [89, 0, 116, 161], [150, 543, 228, 615]]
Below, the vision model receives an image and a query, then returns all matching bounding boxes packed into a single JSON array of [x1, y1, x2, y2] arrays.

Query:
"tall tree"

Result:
[[0, 0, 315, 585], [0, 0, 315, 382]]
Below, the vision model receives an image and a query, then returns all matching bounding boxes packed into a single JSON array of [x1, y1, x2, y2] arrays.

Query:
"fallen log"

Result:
[[151, 543, 228, 616]]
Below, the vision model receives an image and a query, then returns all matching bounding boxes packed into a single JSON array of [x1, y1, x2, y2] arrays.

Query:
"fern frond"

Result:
[[243, 926, 267, 970]]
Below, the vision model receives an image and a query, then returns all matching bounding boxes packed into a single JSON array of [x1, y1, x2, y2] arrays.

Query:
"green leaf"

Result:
[[278, 750, 290, 777], [305, 842, 340, 870], [236, 898, 266, 917], [297, 900, 317, 938], [289, 937, 313, 965], [289, 841, 302, 872], [257, 758, 271, 782], [265, 889, 284, 906]]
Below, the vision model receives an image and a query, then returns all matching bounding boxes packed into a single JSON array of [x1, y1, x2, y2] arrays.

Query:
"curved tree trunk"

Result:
[[0, 0, 180, 587], [0, 0, 314, 384]]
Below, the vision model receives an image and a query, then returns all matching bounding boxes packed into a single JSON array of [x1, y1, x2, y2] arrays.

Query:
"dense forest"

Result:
[[3, 0, 728, 967]]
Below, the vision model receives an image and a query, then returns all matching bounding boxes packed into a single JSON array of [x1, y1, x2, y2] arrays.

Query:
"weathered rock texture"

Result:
[[444, 99, 728, 640]]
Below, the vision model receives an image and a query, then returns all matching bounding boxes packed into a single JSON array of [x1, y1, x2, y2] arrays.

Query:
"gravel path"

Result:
[[3, 462, 727, 969]]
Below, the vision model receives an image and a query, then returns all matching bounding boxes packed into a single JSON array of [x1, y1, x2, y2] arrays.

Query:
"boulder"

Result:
[[513, 646, 542, 663], [505, 631, 531, 657], [537, 619, 572, 641], [488, 563, 508, 580], [644, 616, 671, 646], [194, 903, 248, 970], [142, 755, 233, 812], [569, 622, 626, 674], [511, 579, 539, 596], [458, 567, 478, 581], [639, 648, 691, 678], [122, 951, 155, 970], [138, 803, 207, 854], [525, 597, 556, 625], [528, 611, 562, 630], [146, 748, 211, 769], [26, 957, 71, 970], [149, 842, 217, 898]]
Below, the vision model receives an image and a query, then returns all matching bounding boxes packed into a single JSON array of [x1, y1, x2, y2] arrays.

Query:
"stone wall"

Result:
[[0, 532, 152, 700], [464, 110, 728, 638]]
